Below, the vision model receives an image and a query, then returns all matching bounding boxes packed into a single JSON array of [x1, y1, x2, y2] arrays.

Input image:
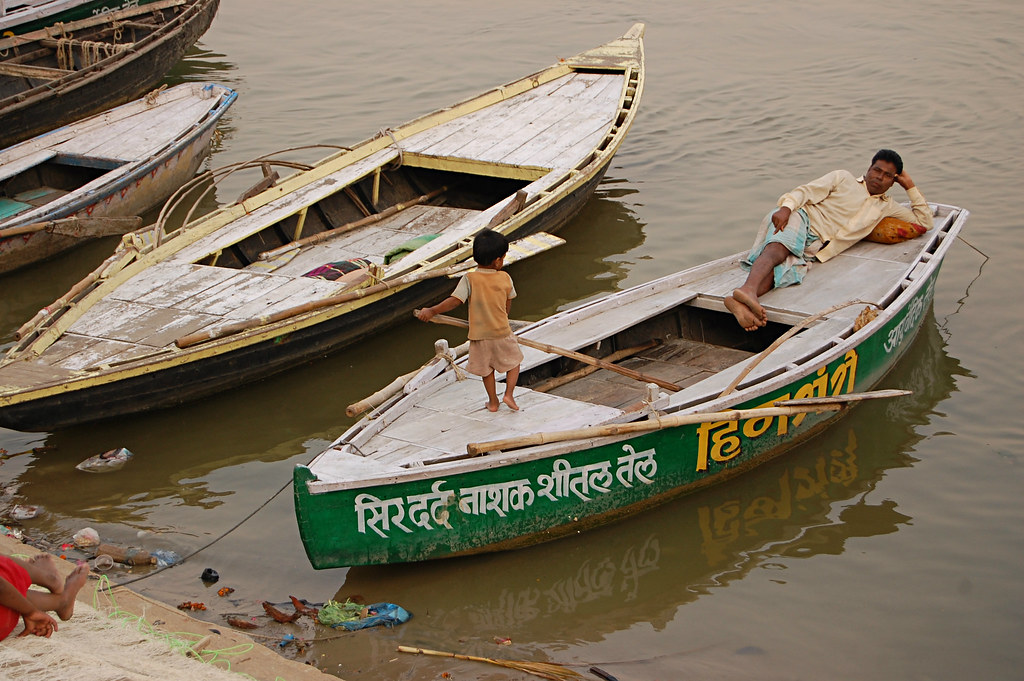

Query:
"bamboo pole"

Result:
[[465, 389, 910, 455], [428, 314, 681, 393]]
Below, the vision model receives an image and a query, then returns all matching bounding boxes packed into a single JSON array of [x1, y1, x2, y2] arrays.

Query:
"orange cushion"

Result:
[[865, 216, 927, 244]]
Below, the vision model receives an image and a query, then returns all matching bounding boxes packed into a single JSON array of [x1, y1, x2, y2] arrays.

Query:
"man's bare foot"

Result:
[[26, 554, 63, 594], [485, 400, 499, 412], [55, 563, 88, 621], [502, 394, 519, 411], [731, 288, 767, 324], [725, 295, 763, 332]]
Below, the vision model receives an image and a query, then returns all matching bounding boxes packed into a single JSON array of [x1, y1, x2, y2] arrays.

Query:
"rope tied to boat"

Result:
[[440, 345, 467, 382], [145, 84, 168, 105], [379, 128, 404, 169]]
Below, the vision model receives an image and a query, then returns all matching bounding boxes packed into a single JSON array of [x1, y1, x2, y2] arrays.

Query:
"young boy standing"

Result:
[[415, 229, 524, 412]]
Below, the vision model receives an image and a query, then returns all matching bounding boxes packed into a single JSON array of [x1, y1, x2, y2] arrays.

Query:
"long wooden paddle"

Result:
[[465, 389, 910, 455], [0, 216, 143, 240], [174, 231, 565, 349], [427, 314, 682, 393]]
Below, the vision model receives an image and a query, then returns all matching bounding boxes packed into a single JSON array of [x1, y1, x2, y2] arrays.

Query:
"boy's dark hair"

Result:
[[472, 229, 509, 266], [872, 149, 903, 175]]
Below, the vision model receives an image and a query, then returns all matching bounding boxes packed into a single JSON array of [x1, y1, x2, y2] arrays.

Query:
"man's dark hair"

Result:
[[473, 229, 509, 265], [872, 149, 904, 175]]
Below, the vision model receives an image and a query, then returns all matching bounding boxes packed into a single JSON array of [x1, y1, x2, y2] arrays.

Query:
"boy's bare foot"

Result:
[[732, 288, 767, 323], [502, 395, 519, 411], [725, 295, 763, 332], [485, 400, 499, 412], [26, 554, 63, 594], [55, 563, 88, 621]]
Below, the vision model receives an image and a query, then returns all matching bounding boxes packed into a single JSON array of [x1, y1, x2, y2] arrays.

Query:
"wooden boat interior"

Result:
[[309, 205, 959, 484]]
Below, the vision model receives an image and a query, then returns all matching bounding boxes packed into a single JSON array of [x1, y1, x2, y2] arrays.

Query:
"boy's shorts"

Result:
[[467, 335, 524, 377], [1, 556, 31, 640]]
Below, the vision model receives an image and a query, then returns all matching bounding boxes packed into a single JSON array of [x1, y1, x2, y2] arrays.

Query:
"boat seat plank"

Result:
[[400, 76, 572, 155], [0, 149, 56, 183], [520, 287, 699, 370], [170, 148, 400, 265], [400, 73, 605, 157], [483, 88, 621, 167], [437, 76, 621, 166]]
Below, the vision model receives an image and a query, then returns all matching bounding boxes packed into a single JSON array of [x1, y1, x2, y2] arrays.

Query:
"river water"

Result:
[[2, 2, 1022, 680]]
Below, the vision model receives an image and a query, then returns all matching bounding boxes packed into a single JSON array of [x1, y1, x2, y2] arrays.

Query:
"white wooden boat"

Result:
[[0, 24, 645, 431], [0, 81, 235, 273], [293, 203, 968, 567]]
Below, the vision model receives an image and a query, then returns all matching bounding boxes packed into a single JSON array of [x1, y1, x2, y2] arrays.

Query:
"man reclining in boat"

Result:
[[725, 149, 934, 331]]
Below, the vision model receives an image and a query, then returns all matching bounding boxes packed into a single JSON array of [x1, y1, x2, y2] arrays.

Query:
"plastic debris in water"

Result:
[[76, 447, 134, 473], [278, 634, 295, 648], [150, 549, 180, 567], [9, 504, 40, 520], [200, 567, 219, 583], [73, 527, 100, 548], [1, 525, 24, 540]]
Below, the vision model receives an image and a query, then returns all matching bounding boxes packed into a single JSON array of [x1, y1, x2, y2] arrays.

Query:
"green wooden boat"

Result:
[[294, 203, 968, 568]]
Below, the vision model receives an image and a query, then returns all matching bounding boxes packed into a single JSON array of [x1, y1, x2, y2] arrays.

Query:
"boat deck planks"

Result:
[[54, 88, 219, 161], [364, 377, 624, 466], [404, 73, 621, 166]]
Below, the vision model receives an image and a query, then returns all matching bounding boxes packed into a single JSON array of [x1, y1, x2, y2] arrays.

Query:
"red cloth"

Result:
[[0, 555, 31, 640]]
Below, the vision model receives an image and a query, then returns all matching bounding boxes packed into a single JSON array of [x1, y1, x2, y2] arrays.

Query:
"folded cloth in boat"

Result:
[[864, 216, 927, 244], [384, 234, 440, 264], [302, 258, 372, 280]]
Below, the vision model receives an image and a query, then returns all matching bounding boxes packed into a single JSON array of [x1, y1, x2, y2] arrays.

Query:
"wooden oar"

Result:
[[0, 216, 143, 240], [465, 389, 911, 455], [427, 314, 682, 393], [174, 232, 565, 349]]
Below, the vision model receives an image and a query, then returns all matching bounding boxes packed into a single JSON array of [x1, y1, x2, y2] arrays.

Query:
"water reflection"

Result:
[[339, 312, 964, 648], [163, 44, 239, 86]]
